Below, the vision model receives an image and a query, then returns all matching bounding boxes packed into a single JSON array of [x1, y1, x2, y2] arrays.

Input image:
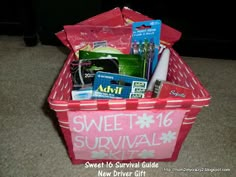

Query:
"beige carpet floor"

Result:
[[0, 35, 235, 177]]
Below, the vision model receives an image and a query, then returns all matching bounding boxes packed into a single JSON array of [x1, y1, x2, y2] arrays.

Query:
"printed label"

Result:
[[129, 93, 144, 98], [68, 109, 187, 160], [93, 41, 107, 48]]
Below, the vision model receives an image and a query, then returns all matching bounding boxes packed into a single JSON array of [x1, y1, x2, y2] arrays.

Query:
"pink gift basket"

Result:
[[47, 7, 211, 164]]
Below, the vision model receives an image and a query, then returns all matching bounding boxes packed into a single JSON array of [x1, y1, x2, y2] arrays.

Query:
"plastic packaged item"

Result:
[[79, 50, 144, 78], [92, 71, 147, 99], [70, 58, 119, 87], [55, 7, 125, 49], [153, 80, 193, 99], [71, 86, 93, 100], [131, 20, 162, 79], [147, 48, 170, 91], [121, 6, 182, 47], [64, 25, 132, 57]]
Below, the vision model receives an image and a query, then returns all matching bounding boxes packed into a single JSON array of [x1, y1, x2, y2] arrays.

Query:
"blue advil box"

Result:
[[92, 71, 148, 99]]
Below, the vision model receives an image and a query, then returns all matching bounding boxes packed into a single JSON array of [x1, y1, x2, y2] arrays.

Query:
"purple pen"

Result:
[[147, 40, 155, 80]]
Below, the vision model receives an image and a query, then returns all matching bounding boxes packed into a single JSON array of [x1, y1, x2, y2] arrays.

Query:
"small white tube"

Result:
[[147, 48, 170, 91]]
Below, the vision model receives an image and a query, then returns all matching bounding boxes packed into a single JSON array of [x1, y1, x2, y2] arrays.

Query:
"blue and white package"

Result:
[[92, 72, 147, 99], [131, 20, 162, 80], [71, 87, 93, 100]]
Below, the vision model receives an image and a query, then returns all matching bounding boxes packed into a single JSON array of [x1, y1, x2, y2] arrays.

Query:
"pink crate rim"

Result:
[[47, 48, 211, 111], [48, 97, 211, 112]]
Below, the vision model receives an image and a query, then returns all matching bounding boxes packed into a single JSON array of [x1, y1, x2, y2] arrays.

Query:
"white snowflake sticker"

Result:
[[160, 131, 177, 143], [91, 150, 108, 159], [135, 113, 155, 128], [138, 150, 155, 158]]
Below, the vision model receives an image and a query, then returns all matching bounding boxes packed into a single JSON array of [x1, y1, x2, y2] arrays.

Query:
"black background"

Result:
[[0, 0, 235, 59]]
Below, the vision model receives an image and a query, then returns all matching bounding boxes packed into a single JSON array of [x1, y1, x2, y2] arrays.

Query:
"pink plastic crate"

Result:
[[48, 48, 211, 164]]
